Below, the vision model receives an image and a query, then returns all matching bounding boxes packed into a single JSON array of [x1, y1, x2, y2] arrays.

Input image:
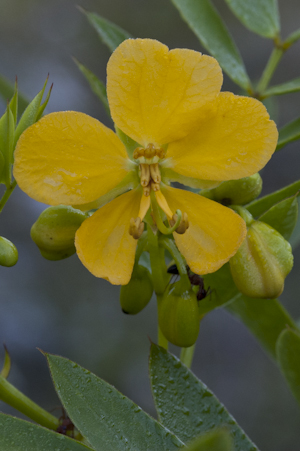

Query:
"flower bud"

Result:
[[158, 283, 200, 347], [201, 173, 262, 205], [0, 237, 18, 267], [229, 220, 293, 299], [120, 264, 153, 314], [31, 206, 87, 261]]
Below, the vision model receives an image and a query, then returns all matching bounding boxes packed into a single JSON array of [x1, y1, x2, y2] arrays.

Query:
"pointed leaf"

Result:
[[258, 195, 298, 240], [224, 0, 280, 39], [9, 83, 18, 123], [0, 75, 29, 116], [276, 328, 300, 406], [263, 78, 300, 98], [36, 84, 53, 121], [276, 117, 300, 150], [73, 59, 111, 117], [0, 413, 94, 451], [46, 353, 184, 451], [81, 9, 132, 52], [149, 344, 258, 450], [246, 180, 300, 218], [226, 294, 297, 359], [171, 0, 251, 90], [186, 429, 233, 451], [290, 197, 300, 249]]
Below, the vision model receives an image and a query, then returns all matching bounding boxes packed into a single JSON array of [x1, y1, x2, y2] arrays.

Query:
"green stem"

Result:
[[180, 344, 196, 369], [134, 231, 148, 263], [0, 375, 59, 430], [0, 180, 17, 213], [147, 224, 168, 295], [159, 236, 187, 278], [256, 47, 284, 94]]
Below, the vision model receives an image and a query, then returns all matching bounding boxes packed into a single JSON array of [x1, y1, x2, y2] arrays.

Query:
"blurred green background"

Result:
[[0, 1, 300, 450]]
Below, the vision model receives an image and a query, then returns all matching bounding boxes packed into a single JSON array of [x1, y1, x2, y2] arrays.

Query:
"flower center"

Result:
[[129, 144, 189, 240]]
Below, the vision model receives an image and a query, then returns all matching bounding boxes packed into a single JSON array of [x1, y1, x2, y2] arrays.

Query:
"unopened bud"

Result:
[[31, 206, 87, 261], [0, 237, 18, 267], [120, 265, 153, 314], [229, 220, 293, 298], [201, 173, 262, 206], [158, 283, 200, 347]]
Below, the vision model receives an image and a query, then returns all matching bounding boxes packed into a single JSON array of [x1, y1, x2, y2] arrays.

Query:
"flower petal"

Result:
[[75, 189, 143, 285], [162, 185, 247, 274], [167, 93, 278, 181], [13, 112, 129, 206], [107, 38, 222, 147]]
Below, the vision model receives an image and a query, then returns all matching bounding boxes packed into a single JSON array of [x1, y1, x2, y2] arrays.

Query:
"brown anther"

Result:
[[156, 148, 166, 159], [140, 164, 151, 187], [133, 147, 145, 159], [170, 212, 189, 234], [143, 184, 151, 196], [150, 181, 160, 192], [150, 163, 161, 184], [144, 143, 156, 159], [129, 217, 144, 239]]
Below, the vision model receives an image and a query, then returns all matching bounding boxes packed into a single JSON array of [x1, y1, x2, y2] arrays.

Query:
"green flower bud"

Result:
[[120, 264, 153, 314], [201, 173, 262, 205], [0, 237, 18, 267], [229, 220, 293, 299], [31, 206, 87, 261], [158, 283, 200, 347]]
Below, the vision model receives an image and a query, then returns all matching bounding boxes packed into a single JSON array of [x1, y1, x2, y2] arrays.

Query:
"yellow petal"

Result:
[[167, 93, 278, 181], [13, 112, 129, 206], [75, 189, 143, 285], [107, 38, 222, 146], [162, 185, 247, 274]]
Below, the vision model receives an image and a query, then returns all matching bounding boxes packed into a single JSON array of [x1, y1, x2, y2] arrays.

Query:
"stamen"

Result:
[[144, 143, 156, 159], [154, 190, 173, 219], [150, 181, 160, 192], [156, 148, 166, 159], [150, 163, 161, 184], [140, 164, 151, 187], [129, 217, 144, 239], [133, 147, 145, 159], [143, 184, 151, 197], [170, 212, 189, 234], [138, 195, 151, 220]]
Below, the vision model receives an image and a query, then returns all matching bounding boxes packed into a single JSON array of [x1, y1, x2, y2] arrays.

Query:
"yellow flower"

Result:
[[13, 39, 278, 285]]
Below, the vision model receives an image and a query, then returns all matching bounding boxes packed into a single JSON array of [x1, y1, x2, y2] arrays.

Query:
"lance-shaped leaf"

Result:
[[80, 8, 132, 52], [263, 78, 300, 98], [276, 117, 300, 150], [0, 413, 94, 451], [224, 0, 280, 39], [45, 353, 184, 451], [226, 294, 297, 359], [185, 429, 233, 451], [246, 180, 300, 218], [0, 75, 29, 116], [171, 0, 251, 90], [258, 195, 298, 240], [276, 328, 300, 406], [149, 344, 258, 450], [73, 58, 111, 117]]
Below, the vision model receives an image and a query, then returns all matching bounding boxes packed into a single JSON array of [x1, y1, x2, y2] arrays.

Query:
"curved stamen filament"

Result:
[[129, 194, 151, 240], [150, 191, 182, 235]]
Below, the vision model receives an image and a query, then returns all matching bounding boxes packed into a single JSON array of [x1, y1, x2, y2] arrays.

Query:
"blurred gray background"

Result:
[[0, 1, 300, 450]]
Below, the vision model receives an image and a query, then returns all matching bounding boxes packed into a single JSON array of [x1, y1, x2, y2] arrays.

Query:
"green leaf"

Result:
[[199, 264, 238, 317], [276, 117, 300, 150], [226, 294, 297, 359], [14, 77, 49, 148], [258, 195, 298, 240], [80, 9, 132, 52], [290, 197, 300, 249], [149, 344, 258, 450], [276, 328, 300, 406], [285, 28, 300, 46], [0, 106, 15, 185], [0, 413, 94, 451], [9, 82, 18, 123], [0, 75, 29, 116], [246, 179, 300, 218], [46, 353, 184, 451], [73, 58, 111, 117], [263, 78, 300, 98], [224, 0, 280, 39], [185, 429, 233, 451], [171, 0, 251, 90]]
